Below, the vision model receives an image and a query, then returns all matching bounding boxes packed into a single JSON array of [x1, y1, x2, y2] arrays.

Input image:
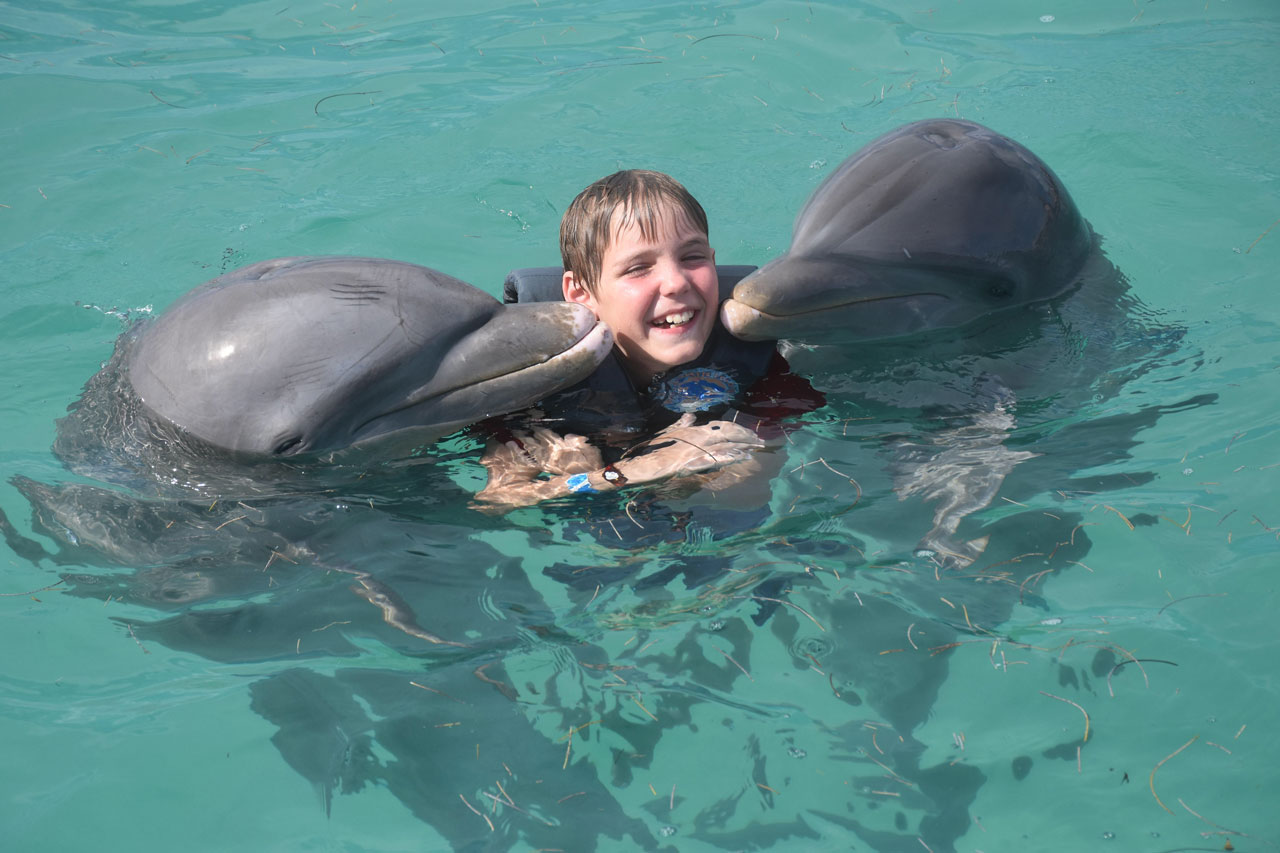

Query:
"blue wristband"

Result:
[[566, 472, 598, 494]]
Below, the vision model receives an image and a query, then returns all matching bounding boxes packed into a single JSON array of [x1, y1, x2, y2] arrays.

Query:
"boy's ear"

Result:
[[562, 270, 594, 308]]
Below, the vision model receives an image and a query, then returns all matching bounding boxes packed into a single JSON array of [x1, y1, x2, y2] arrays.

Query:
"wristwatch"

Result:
[[601, 464, 627, 487], [565, 472, 597, 494]]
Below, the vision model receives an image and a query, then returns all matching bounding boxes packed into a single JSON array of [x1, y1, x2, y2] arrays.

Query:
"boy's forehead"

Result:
[[608, 203, 706, 246]]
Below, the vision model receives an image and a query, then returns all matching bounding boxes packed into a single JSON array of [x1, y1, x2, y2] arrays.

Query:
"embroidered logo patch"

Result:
[[652, 367, 740, 413]]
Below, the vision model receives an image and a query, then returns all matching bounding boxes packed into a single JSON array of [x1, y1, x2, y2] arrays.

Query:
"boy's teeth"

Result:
[[656, 310, 694, 326]]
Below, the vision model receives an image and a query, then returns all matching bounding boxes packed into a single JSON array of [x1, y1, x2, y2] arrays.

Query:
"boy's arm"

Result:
[[473, 429, 602, 508], [473, 418, 765, 511]]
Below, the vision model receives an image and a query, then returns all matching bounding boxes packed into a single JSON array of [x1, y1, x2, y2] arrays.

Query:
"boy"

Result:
[[475, 170, 823, 508]]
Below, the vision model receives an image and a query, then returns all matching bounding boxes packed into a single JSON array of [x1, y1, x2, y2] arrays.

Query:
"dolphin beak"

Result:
[[719, 299, 775, 341], [344, 303, 614, 450]]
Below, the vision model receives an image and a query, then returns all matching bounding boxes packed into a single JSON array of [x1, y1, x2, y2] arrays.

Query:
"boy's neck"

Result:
[[618, 323, 720, 390], [619, 356, 657, 389]]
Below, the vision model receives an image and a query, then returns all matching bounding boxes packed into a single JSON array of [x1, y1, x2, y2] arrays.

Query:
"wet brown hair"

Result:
[[559, 169, 709, 294]]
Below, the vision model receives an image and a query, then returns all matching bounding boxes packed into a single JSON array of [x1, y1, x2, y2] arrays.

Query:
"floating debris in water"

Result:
[[77, 302, 153, 321], [1040, 15, 1056, 23]]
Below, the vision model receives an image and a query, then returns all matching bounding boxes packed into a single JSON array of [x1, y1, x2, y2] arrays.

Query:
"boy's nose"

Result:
[[656, 257, 692, 293]]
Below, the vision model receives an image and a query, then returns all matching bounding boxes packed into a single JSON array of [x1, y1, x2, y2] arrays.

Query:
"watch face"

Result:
[[603, 466, 623, 484]]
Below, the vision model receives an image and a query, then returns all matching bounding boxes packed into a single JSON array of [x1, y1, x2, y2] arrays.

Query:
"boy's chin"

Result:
[[651, 342, 706, 370], [629, 324, 714, 378]]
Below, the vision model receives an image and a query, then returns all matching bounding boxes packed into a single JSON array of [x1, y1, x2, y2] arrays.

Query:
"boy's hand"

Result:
[[475, 417, 767, 511], [618, 415, 765, 484], [519, 427, 603, 475]]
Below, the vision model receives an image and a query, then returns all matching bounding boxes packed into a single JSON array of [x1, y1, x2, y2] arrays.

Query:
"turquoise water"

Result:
[[3, 1, 1279, 850]]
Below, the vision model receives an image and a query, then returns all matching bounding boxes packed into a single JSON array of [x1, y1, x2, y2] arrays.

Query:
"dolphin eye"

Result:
[[273, 437, 303, 455], [988, 282, 1012, 299]]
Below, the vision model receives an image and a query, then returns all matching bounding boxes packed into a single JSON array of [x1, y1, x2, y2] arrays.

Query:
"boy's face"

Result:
[[563, 208, 718, 386]]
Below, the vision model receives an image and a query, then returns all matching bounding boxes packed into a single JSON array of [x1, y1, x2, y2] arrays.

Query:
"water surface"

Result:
[[2, 1, 1278, 850]]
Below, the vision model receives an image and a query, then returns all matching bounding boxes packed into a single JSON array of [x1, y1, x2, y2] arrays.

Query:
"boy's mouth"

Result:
[[652, 309, 696, 328]]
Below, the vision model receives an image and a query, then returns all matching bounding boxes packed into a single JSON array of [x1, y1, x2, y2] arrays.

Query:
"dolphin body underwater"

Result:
[[723, 118, 1203, 565], [5, 256, 618, 655], [22, 254, 614, 544], [1, 120, 1211, 849]]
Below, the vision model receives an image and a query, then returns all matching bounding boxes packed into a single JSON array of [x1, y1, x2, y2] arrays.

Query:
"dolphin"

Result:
[[720, 118, 1095, 343], [115, 256, 612, 458], [9, 256, 613, 658], [719, 119, 1198, 567]]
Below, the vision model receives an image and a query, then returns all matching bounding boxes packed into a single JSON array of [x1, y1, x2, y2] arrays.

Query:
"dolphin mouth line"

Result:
[[350, 320, 613, 438]]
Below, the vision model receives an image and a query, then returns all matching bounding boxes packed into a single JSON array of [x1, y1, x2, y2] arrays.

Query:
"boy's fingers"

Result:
[[704, 420, 766, 443], [529, 428, 564, 449]]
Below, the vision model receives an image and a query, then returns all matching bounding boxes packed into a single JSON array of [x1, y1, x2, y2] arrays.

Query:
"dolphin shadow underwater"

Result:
[[2, 122, 1214, 851]]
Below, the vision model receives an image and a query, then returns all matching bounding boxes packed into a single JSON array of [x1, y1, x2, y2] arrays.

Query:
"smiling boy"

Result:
[[474, 170, 822, 508], [559, 170, 720, 387]]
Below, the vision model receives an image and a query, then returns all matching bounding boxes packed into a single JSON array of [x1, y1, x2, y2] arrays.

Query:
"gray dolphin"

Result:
[[124, 256, 612, 457], [720, 118, 1094, 343], [719, 119, 1116, 566]]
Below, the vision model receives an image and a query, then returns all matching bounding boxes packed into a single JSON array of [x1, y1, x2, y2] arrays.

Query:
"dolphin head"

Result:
[[126, 257, 612, 456], [721, 119, 1093, 344], [720, 251, 1053, 343]]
